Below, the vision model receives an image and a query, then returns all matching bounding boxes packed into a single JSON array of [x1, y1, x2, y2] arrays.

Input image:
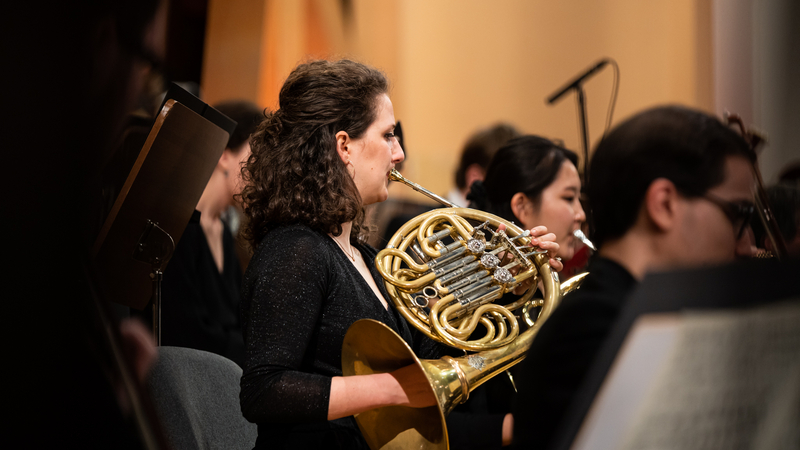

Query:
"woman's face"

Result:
[[345, 94, 405, 205], [515, 160, 586, 261]]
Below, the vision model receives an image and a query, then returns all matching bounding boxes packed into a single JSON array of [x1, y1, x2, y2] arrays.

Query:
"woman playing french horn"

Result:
[[237, 59, 562, 449]]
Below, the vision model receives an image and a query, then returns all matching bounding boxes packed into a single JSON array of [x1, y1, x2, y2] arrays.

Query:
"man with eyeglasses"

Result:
[[513, 105, 758, 450], [7, 0, 168, 447]]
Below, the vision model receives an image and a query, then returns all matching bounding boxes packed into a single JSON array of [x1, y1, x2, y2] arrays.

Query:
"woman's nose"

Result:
[[393, 143, 405, 164], [575, 199, 587, 222]]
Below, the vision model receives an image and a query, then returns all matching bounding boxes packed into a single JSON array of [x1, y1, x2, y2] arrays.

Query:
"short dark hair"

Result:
[[213, 100, 265, 152], [455, 123, 520, 190], [588, 105, 756, 248], [468, 135, 579, 224], [240, 60, 389, 247]]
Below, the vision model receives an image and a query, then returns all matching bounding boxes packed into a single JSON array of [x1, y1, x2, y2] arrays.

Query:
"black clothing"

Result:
[[143, 210, 245, 366], [447, 291, 537, 449], [446, 295, 532, 449], [448, 373, 515, 450], [512, 256, 637, 450], [239, 224, 435, 449]]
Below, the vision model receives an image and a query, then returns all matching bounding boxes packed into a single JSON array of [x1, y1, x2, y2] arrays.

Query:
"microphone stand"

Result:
[[576, 87, 590, 187], [546, 58, 610, 188]]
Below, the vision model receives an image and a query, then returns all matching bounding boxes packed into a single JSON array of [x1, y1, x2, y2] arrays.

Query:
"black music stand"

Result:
[[550, 257, 800, 450], [92, 95, 234, 344]]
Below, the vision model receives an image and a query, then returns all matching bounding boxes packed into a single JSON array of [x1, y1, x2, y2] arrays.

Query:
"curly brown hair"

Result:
[[239, 59, 389, 248]]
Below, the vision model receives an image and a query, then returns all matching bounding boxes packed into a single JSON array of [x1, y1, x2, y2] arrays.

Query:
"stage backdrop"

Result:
[[201, 0, 799, 200]]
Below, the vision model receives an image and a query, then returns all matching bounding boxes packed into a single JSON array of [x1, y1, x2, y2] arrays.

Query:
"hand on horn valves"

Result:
[[496, 224, 562, 295]]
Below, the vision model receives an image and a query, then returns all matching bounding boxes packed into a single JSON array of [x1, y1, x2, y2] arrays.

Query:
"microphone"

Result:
[[547, 58, 610, 104]]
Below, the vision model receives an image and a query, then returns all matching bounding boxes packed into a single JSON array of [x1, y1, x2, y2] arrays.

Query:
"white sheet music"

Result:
[[572, 299, 800, 450]]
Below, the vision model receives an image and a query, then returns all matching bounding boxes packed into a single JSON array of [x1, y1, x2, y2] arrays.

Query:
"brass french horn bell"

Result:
[[342, 169, 569, 450]]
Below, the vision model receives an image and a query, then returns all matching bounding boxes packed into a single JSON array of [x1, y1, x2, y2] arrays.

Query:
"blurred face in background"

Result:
[[674, 155, 756, 265], [224, 142, 252, 203], [513, 160, 586, 261]]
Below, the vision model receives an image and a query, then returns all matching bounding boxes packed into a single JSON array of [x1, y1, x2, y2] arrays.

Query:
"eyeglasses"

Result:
[[701, 193, 756, 239]]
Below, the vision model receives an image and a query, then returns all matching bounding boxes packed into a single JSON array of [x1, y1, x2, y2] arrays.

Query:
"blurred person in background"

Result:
[[447, 123, 521, 207], [7, 0, 169, 446], [512, 105, 758, 450], [443, 135, 585, 449], [142, 100, 263, 367], [469, 136, 586, 262]]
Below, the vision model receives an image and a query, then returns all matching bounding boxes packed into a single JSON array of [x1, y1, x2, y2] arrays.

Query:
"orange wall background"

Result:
[[202, 0, 718, 201]]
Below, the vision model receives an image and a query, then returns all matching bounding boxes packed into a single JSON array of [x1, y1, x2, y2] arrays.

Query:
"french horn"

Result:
[[341, 170, 584, 450]]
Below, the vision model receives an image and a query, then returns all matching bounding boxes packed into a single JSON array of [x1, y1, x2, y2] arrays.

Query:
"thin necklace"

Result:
[[331, 235, 356, 261]]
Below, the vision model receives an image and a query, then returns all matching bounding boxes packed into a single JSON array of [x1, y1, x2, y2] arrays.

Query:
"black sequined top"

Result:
[[240, 224, 431, 449]]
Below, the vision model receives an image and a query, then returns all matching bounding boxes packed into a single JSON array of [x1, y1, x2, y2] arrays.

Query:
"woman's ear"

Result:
[[510, 192, 528, 222], [335, 131, 350, 164], [217, 148, 234, 173]]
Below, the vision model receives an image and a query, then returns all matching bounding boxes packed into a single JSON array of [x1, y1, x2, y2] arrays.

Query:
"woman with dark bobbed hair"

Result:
[[469, 135, 586, 262], [452, 136, 584, 448], [237, 60, 561, 449]]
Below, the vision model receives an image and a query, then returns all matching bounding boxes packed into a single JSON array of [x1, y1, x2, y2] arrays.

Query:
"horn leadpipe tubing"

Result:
[[394, 169, 590, 255], [390, 169, 459, 207]]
